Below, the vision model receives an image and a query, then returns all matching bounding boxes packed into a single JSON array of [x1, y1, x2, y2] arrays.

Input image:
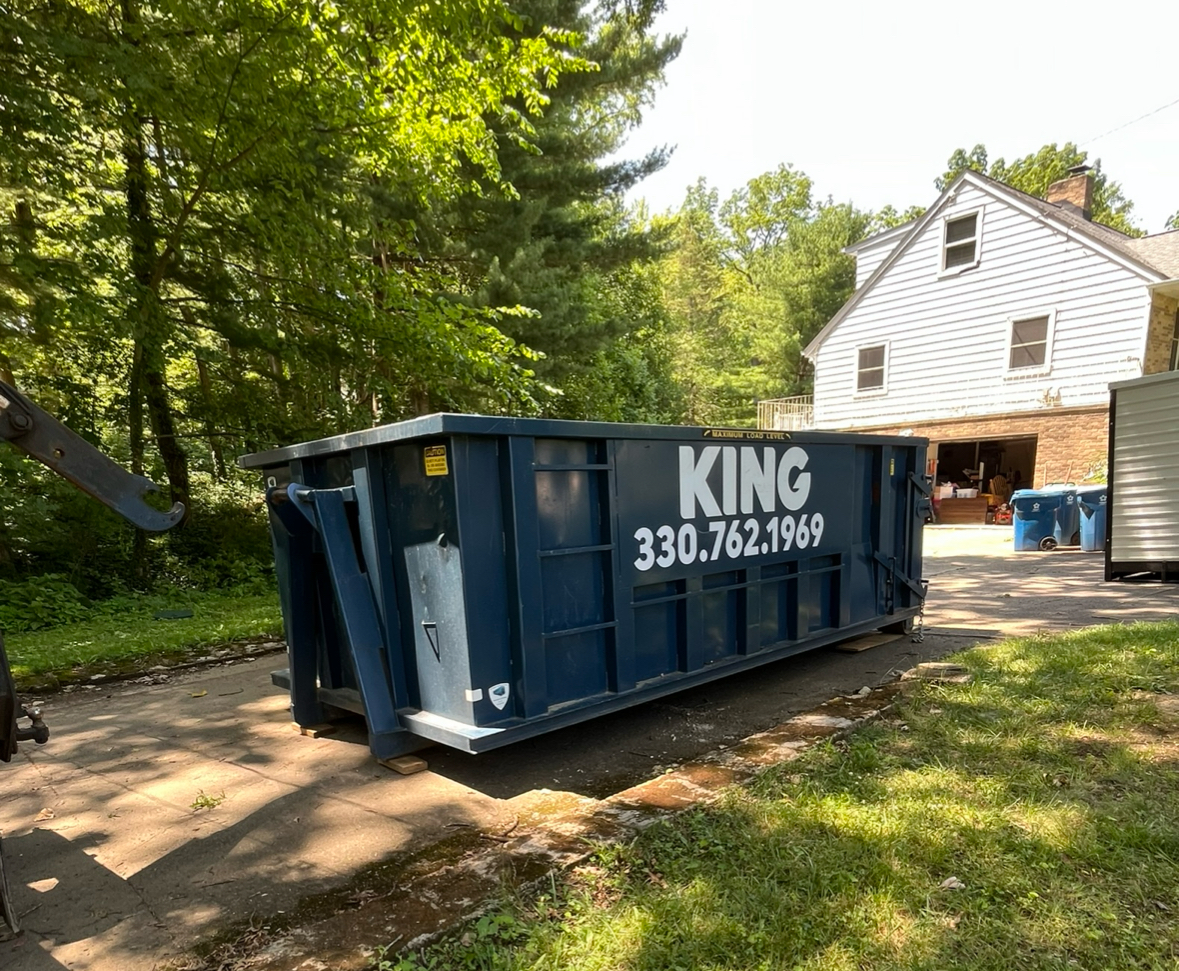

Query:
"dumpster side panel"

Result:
[[451, 436, 514, 725], [613, 438, 862, 682], [846, 445, 881, 625], [531, 437, 614, 709]]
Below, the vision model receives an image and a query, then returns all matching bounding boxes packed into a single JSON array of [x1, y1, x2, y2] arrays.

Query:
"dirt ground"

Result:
[[4, 526, 1179, 970]]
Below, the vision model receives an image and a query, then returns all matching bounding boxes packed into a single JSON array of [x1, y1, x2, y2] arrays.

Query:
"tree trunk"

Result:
[[143, 359, 190, 514], [195, 354, 226, 479], [121, 0, 189, 521], [129, 343, 144, 476], [128, 344, 148, 578]]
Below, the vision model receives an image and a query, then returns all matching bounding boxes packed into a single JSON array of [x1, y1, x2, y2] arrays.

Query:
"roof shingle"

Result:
[[1125, 232, 1179, 278]]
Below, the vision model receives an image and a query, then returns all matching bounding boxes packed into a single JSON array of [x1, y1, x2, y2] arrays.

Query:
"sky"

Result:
[[620, 0, 1179, 234]]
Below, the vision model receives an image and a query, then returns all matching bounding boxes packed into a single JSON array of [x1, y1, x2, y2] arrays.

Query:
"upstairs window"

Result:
[[941, 211, 980, 273], [1008, 313, 1052, 371], [856, 343, 887, 392]]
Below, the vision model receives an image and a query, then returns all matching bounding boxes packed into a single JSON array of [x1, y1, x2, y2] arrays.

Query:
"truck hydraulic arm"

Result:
[[0, 379, 184, 532]]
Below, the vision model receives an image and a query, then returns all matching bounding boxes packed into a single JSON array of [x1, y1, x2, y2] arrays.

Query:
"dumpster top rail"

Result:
[[239, 413, 929, 468]]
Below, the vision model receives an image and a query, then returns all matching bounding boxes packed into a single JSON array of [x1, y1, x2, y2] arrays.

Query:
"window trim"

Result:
[[1168, 307, 1179, 372], [854, 341, 889, 396], [1004, 309, 1056, 377], [938, 207, 983, 277]]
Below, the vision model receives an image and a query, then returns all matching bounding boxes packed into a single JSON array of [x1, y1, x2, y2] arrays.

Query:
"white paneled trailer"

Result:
[[1107, 370, 1179, 581]]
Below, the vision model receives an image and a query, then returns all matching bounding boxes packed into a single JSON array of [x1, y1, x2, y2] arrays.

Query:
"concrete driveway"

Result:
[[4, 526, 1179, 970], [921, 525, 1179, 634]]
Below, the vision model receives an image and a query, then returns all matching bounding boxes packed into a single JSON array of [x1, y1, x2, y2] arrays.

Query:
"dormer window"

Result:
[[941, 211, 981, 274]]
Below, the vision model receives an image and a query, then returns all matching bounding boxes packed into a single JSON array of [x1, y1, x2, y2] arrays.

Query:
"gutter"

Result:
[[1146, 278, 1179, 298]]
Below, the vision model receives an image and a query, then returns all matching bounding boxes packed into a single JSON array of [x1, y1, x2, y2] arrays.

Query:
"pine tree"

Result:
[[411, 0, 683, 397]]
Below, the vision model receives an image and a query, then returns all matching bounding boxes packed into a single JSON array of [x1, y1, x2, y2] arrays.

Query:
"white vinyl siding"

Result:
[[1110, 371, 1179, 561], [851, 226, 909, 289], [813, 181, 1150, 429], [854, 245, 891, 289]]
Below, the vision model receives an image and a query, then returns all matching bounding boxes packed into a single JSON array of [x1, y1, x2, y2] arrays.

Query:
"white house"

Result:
[[795, 168, 1179, 490]]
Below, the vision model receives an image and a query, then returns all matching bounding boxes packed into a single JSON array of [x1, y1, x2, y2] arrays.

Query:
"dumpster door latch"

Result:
[[873, 551, 926, 600]]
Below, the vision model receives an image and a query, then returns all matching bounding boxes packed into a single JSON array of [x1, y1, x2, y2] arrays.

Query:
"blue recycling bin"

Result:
[[1077, 486, 1108, 552], [1012, 488, 1067, 551], [1013, 486, 1090, 550], [1053, 487, 1082, 547], [241, 415, 929, 758]]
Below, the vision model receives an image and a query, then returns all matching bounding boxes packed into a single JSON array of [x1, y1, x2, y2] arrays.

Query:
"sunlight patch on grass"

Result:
[[379, 622, 1179, 971]]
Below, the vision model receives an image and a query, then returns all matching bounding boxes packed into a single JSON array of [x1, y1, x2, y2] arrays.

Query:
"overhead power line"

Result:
[[1081, 95, 1179, 147]]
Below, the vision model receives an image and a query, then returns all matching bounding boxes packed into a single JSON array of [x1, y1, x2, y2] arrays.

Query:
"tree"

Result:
[[935, 142, 1141, 235], [659, 170, 870, 426], [660, 180, 740, 424], [412, 0, 683, 397], [0, 0, 585, 586], [867, 204, 927, 234], [1, 0, 583, 478]]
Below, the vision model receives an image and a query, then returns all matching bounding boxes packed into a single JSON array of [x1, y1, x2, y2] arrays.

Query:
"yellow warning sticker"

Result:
[[889, 458, 895, 475], [424, 445, 449, 477]]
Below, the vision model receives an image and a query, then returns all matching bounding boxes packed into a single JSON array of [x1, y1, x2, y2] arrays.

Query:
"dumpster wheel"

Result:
[[1039, 536, 1058, 552]]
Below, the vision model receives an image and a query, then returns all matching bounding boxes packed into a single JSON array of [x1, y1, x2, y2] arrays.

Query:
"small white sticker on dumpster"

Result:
[[488, 682, 510, 710], [465, 688, 484, 703], [424, 445, 449, 476]]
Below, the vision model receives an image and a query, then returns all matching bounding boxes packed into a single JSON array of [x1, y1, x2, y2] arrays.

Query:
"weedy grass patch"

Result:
[[381, 622, 1179, 971], [5, 587, 283, 688]]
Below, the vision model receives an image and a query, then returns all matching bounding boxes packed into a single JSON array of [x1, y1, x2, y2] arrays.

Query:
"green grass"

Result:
[[383, 622, 1179, 971], [6, 587, 283, 687]]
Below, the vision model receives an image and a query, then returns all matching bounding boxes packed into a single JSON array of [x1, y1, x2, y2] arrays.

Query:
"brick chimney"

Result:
[[1046, 164, 1094, 220]]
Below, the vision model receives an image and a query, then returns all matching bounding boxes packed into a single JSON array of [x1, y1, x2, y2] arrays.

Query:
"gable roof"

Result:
[[804, 170, 1171, 360], [1126, 231, 1179, 278], [842, 218, 915, 255]]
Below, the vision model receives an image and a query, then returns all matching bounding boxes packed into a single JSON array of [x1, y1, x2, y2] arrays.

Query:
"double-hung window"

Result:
[[1007, 313, 1053, 372], [856, 343, 887, 393], [941, 211, 981, 273]]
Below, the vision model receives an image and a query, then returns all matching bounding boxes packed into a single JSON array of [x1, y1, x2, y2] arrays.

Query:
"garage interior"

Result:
[[931, 436, 1038, 524]]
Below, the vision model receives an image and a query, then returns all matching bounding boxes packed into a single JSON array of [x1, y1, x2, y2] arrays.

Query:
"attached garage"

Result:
[[1107, 371, 1179, 581]]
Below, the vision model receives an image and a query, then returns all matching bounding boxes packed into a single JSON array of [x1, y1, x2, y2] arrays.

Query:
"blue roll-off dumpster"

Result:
[[240, 416, 929, 758]]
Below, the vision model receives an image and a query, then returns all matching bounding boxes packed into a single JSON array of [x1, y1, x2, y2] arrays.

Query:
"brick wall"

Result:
[[1143, 292, 1179, 374], [855, 407, 1108, 488]]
